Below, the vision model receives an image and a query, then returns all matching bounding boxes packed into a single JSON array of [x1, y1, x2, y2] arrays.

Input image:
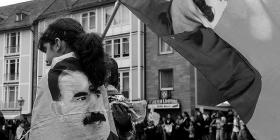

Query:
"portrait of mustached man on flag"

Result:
[[121, 0, 280, 139], [29, 18, 111, 140]]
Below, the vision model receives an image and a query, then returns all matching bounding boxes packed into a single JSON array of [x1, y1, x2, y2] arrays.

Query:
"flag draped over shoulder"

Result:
[[120, 0, 261, 123], [213, 0, 280, 139]]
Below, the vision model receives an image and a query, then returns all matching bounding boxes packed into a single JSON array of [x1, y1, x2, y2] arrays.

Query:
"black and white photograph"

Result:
[[0, 0, 279, 140]]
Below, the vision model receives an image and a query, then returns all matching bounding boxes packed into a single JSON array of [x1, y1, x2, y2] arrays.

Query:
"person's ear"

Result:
[[54, 38, 62, 52]]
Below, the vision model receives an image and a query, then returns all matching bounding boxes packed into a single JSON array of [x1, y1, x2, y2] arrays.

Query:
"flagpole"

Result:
[[101, 0, 121, 40]]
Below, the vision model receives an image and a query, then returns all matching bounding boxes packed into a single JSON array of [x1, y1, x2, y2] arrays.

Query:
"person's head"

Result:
[[19, 122, 24, 127], [203, 112, 209, 119], [162, 117, 166, 122], [183, 112, 190, 119], [39, 18, 84, 66], [39, 18, 106, 92], [190, 116, 195, 122], [228, 109, 233, 115], [233, 111, 239, 117], [195, 109, 202, 116], [181, 112, 186, 118], [167, 114, 171, 119], [105, 58, 119, 90], [177, 115, 182, 120]]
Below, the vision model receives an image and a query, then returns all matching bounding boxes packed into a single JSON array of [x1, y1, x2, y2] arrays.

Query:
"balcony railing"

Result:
[[0, 102, 19, 110], [5, 46, 20, 55], [4, 73, 19, 82]]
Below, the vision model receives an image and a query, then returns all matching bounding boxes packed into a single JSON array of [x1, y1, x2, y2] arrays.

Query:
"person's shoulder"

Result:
[[49, 57, 86, 85]]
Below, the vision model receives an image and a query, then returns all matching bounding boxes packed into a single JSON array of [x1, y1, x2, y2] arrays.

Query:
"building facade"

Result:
[[36, 0, 145, 101], [0, 0, 53, 119], [145, 28, 196, 116]]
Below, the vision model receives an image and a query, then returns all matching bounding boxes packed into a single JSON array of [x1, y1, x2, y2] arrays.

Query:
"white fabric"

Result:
[[16, 126, 24, 140], [148, 111, 160, 126], [214, 0, 280, 139], [233, 118, 239, 132], [29, 53, 110, 140], [50, 52, 76, 68], [170, 0, 228, 34], [164, 124, 173, 133]]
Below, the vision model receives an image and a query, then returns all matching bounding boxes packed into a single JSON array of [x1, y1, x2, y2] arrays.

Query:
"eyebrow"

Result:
[[74, 92, 88, 97]]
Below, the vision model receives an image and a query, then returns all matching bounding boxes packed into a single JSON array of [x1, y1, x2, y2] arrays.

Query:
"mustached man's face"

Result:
[[50, 71, 110, 139]]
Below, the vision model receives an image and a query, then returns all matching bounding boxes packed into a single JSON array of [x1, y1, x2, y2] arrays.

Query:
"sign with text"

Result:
[[148, 99, 180, 109]]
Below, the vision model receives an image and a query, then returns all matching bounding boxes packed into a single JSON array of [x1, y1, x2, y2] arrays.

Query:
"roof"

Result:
[[71, 0, 115, 12], [0, 0, 118, 30], [37, 0, 115, 20], [36, 0, 78, 20], [0, 0, 55, 32]]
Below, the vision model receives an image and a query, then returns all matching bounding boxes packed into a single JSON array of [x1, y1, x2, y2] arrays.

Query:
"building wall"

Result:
[[19, 30, 33, 114], [36, 4, 145, 101], [0, 33, 4, 108], [0, 29, 33, 117], [145, 28, 195, 113]]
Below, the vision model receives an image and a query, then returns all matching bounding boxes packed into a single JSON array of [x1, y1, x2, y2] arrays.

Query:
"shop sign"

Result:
[[148, 99, 180, 109]]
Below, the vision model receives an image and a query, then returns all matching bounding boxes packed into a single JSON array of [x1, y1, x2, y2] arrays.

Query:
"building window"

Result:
[[104, 5, 129, 26], [81, 11, 96, 31], [104, 36, 129, 59], [159, 38, 173, 54], [104, 40, 112, 57], [119, 71, 130, 98], [4, 85, 19, 109], [114, 39, 121, 58], [16, 13, 26, 21], [6, 32, 20, 54], [159, 69, 173, 90], [5, 58, 19, 82], [122, 38, 129, 57]]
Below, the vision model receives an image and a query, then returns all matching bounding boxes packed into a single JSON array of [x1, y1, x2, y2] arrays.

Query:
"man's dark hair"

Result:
[[193, 0, 214, 22]]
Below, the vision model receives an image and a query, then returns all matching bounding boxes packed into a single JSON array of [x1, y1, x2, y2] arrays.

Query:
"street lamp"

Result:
[[17, 97, 24, 115]]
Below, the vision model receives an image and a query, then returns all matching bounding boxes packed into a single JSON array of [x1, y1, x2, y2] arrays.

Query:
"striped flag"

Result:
[[120, 0, 280, 139]]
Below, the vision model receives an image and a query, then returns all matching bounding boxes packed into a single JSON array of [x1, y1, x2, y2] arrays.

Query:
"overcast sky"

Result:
[[0, 0, 31, 7]]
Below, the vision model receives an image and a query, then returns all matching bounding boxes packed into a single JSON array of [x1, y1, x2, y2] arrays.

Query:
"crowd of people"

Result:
[[0, 116, 30, 140], [134, 109, 255, 140]]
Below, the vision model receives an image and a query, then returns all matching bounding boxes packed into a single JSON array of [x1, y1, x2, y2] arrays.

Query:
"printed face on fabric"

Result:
[[53, 70, 109, 137], [30, 56, 110, 140]]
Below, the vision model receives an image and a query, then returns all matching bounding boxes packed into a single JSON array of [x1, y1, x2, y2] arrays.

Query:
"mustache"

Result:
[[82, 112, 106, 125]]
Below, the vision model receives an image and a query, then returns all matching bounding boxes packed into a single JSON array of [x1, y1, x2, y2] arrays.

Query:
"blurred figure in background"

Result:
[[226, 110, 234, 140], [238, 120, 254, 140], [182, 112, 191, 140], [188, 116, 196, 140], [144, 120, 156, 140], [231, 112, 240, 140], [203, 111, 211, 140], [0, 112, 8, 140], [194, 109, 204, 140], [164, 114, 174, 140], [16, 121, 25, 140]]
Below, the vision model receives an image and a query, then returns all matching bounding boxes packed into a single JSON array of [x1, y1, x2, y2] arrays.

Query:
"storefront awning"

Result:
[[3, 114, 19, 120]]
